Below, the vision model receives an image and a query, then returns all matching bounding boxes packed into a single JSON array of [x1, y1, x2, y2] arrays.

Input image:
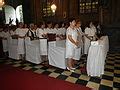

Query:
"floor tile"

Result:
[[104, 68, 114, 72], [104, 71, 114, 77], [61, 70, 72, 76], [89, 77, 101, 83], [86, 81, 100, 89], [113, 88, 119, 90], [114, 70, 120, 74], [74, 69, 81, 74], [76, 79, 88, 86], [99, 85, 113, 90], [79, 75, 90, 81], [65, 76, 78, 83], [113, 82, 120, 88], [114, 64, 120, 67], [47, 68, 56, 72], [5, 61, 13, 64], [102, 75, 113, 81], [70, 72, 80, 78], [101, 79, 113, 87], [31, 68, 38, 71], [13, 64, 21, 67], [114, 73, 120, 78], [42, 71, 51, 75], [106, 61, 115, 64], [23, 66, 32, 70], [105, 65, 114, 69], [49, 72, 60, 78], [40, 66, 49, 70], [14, 61, 22, 64], [34, 69, 45, 74], [113, 77, 120, 83], [34, 65, 43, 68], [114, 67, 120, 70], [57, 75, 68, 80], [54, 68, 64, 74]]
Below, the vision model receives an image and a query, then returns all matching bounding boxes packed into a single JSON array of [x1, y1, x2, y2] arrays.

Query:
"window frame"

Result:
[[79, 0, 99, 14]]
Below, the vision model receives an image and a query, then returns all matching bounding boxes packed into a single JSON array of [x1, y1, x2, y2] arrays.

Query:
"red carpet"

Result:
[[0, 64, 91, 90]]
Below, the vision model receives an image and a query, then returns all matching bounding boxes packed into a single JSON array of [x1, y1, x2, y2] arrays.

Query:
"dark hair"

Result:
[[86, 21, 92, 28], [68, 17, 75, 23], [76, 19, 82, 24], [3, 25, 9, 31], [47, 21, 52, 25]]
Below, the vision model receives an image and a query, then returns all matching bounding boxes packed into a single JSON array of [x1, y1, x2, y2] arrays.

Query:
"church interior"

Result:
[[0, 0, 120, 90]]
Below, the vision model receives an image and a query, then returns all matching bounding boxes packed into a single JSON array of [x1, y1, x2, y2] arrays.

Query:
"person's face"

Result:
[[24, 24, 27, 28], [48, 23, 52, 28], [19, 23, 23, 28], [70, 20, 76, 27], [41, 24, 45, 28], [89, 22, 93, 27], [76, 22, 81, 27], [54, 24, 59, 28], [30, 24, 34, 30], [34, 25, 37, 29]]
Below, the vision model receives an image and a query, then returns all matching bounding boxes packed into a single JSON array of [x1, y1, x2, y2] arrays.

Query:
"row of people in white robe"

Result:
[[0, 27, 66, 60], [0, 22, 96, 66]]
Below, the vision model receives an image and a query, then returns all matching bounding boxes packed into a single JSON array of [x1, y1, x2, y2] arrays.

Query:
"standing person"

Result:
[[26, 23, 38, 40], [37, 22, 46, 38], [65, 18, 79, 72], [15, 22, 28, 60], [0, 27, 4, 59], [84, 21, 97, 55], [73, 20, 84, 63], [1, 25, 10, 58]]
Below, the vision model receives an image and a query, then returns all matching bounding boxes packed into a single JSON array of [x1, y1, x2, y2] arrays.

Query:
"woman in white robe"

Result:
[[66, 18, 79, 72], [15, 22, 28, 59], [37, 22, 48, 56], [1, 27, 10, 53], [74, 20, 84, 61], [84, 21, 97, 54]]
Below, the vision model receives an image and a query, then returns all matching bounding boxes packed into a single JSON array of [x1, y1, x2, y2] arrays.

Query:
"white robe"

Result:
[[36, 28, 44, 38], [15, 28, 28, 54], [45, 28, 54, 34], [73, 27, 84, 60], [84, 27, 96, 54], [1, 31, 10, 52], [65, 27, 79, 59], [36, 28, 48, 55]]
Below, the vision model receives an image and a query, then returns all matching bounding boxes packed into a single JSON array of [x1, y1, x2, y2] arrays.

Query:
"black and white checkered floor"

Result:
[[0, 52, 120, 90]]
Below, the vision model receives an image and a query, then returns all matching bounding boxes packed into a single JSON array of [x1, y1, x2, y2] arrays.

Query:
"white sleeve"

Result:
[[37, 29, 44, 38], [14, 28, 19, 35], [85, 28, 89, 35]]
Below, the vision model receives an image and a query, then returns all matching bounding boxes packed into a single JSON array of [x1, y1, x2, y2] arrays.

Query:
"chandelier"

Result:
[[51, 4, 57, 13], [0, 0, 4, 8]]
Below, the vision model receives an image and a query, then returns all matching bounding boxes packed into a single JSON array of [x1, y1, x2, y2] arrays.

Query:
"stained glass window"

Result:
[[42, 0, 53, 17], [79, 0, 99, 14]]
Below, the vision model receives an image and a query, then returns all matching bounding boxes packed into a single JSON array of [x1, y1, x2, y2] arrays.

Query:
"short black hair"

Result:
[[68, 17, 75, 23]]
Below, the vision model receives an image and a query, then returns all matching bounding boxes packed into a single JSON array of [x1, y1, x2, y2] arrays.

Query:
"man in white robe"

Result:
[[15, 22, 28, 60]]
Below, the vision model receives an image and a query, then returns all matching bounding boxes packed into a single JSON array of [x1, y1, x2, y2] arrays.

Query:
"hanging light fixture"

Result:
[[51, 4, 57, 13], [0, 0, 5, 8]]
